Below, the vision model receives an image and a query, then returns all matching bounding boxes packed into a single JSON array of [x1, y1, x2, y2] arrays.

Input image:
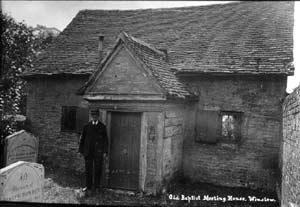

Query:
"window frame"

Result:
[[219, 111, 243, 144], [61, 106, 78, 132]]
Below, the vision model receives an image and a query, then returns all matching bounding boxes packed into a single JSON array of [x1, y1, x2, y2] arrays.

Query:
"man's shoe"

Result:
[[83, 187, 92, 191], [83, 187, 93, 196]]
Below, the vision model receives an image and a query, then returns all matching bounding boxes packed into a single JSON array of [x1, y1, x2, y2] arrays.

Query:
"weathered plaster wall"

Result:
[[282, 84, 300, 207], [181, 75, 287, 192], [26, 77, 89, 172], [90, 46, 162, 95]]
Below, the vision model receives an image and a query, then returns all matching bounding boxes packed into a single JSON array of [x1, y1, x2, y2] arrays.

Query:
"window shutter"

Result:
[[99, 109, 107, 125], [196, 110, 220, 144], [61, 106, 77, 132], [76, 107, 89, 133]]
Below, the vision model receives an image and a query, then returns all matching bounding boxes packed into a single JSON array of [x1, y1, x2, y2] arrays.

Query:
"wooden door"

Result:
[[109, 112, 141, 190]]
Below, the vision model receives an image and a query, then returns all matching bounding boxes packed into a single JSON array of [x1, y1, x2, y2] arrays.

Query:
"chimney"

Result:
[[98, 34, 104, 62]]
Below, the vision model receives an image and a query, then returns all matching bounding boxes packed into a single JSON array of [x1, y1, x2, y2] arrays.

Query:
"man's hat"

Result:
[[90, 109, 100, 116]]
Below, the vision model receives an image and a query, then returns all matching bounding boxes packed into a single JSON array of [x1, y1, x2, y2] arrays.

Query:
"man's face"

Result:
[[91, 114, 99, 121]]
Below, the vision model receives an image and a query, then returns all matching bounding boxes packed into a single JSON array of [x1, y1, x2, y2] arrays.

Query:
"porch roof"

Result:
[[80, 32, 197, 101]]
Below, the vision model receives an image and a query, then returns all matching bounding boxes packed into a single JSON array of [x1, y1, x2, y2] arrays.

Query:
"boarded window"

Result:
[[195, 110, 221, 144], [61, 106, 77, 132], [221, 112, 242, 143]]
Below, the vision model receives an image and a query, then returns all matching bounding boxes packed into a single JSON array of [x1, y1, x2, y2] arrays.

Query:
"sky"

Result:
[[2, 1, 299, 93]]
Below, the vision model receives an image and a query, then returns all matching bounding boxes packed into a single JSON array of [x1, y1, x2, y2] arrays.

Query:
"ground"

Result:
[[42, 164, 280, 206]]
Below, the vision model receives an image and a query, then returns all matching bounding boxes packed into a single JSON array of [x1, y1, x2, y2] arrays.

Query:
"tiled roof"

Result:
[[81, 32, 197, 100], [23, 1, 294, 76]]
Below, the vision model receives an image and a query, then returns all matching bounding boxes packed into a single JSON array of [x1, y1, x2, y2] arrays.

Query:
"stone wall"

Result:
[[143, 111, 164, 194], [26, 73, 288, 193], [282, 84, 300, 206], [163, 110, 184, 181], [26, 76, 89, 172], [162, 105, 195, 184], [181, 75, 287, 192]]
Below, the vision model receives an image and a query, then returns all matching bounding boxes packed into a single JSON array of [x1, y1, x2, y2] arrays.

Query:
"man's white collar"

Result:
[[92, 120, 98, 125]]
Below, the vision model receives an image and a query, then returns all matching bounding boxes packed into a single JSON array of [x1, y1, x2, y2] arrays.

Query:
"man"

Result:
[[79, 109, 108, 194]]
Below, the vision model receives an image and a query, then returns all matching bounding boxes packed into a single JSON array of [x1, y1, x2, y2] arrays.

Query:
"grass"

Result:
[[42, 164, 279, 206]]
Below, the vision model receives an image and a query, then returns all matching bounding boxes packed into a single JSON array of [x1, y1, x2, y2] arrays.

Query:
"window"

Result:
[[61, 106, 77, 132], [220, 112, 242, 143], [195, 110, 243, 144]]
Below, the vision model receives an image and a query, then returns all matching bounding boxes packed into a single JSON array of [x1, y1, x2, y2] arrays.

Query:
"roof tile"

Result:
[[24, 1, 294, 76]]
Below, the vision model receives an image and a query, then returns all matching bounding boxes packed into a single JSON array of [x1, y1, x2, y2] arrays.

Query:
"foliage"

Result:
[[0, 13, 57, 140], [0, 13, 32, 139], [32, 24, 59, 56]]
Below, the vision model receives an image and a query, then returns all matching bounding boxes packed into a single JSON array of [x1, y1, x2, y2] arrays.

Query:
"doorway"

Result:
[[108, 112, 141, 190]]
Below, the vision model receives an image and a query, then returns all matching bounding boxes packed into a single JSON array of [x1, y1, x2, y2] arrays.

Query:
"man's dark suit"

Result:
[[79, 120, 108, 189]]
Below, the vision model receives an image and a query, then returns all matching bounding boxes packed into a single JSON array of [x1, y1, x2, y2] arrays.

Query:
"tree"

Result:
[[1, 13, 37, 139], [0, 13, 59, 166], [31, 24, 60, 56], [0, 12, 58, 139]]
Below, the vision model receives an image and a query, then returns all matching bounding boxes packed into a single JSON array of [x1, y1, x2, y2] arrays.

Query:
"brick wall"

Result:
[[181, 75, 287, 192], [26, 76, 89, 172], [282, 84, 300, 206]]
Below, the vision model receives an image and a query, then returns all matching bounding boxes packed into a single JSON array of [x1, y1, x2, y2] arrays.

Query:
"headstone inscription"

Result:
[[0, 161, 44, 202], [4, 130, 39, 166]]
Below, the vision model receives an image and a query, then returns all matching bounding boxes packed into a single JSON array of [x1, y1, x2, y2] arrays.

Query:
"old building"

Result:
[[22, 2, 294, 194]]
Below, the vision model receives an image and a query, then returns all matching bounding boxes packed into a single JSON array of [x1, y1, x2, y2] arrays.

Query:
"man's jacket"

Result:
[[79, 121, 108, 157]]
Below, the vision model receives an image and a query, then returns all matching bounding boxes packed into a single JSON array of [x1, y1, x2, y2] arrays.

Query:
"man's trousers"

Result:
[[84, 153, 103, 189]]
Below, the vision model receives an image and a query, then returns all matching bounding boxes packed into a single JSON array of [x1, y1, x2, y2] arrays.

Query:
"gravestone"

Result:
[[4, 130, 38, 166], [0, 161, 44, 202]]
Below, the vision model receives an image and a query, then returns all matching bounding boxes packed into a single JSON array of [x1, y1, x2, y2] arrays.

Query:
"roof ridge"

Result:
[[119, 32, 196, 99], [77, 2, 242, 13], [121, 32, 165, 57]]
